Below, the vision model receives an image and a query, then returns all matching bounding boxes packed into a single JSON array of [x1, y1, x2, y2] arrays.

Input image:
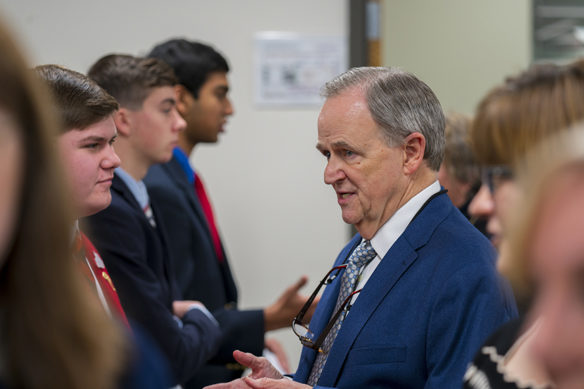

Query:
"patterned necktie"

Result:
[[194, 173, 224, 263], [307, 240, 377, 386], [143, 203, 157, 228]]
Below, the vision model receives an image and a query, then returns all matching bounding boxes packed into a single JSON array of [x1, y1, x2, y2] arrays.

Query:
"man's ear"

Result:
[[402, 132, 426, 175], [174, 84, 191, 116], [113, 108, 132, 137]]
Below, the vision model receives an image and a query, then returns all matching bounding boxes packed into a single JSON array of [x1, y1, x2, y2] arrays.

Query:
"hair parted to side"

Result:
[[322, 66, 445, 171], [34, 64, 118, 132], [0, 18, 126, 389], [88, 54, 178, 109], [148, 38, 229, 98], [471, 61, 584, 168], [443, 112, 480, 185]]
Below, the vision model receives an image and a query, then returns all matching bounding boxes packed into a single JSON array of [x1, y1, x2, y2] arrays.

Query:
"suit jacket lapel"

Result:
[[163, 158, 215, 245], [294, 236, 361, 383], [112, 173, 177, 295], [317, 192, 452, 387], [111, 174, 142, 211]]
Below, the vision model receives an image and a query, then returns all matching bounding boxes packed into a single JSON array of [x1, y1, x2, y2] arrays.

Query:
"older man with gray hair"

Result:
[[207, 67, 517, 389]]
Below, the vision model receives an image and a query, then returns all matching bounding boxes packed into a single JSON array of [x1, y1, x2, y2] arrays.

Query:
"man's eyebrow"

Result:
[[330, 140, 354, 150], [316, 140, 355, 152], [159, 98, 176, 106], [79, 135, 108, 142]]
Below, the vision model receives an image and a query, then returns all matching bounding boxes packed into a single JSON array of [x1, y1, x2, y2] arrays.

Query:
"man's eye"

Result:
[[344, 150, 354, 157], [322, 151, 331, 159], [84, 143, 99, 149]]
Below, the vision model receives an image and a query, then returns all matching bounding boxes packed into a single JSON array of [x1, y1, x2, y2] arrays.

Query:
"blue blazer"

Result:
[[84, 174, 222, 386], [293, 192, 517, 389], [145, 159, 264, 387]]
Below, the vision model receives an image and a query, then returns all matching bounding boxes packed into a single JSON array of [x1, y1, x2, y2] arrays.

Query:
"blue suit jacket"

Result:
[[83, 175, 222, 385], [294, 192, 517, 388], [145, 159, 264, 387]]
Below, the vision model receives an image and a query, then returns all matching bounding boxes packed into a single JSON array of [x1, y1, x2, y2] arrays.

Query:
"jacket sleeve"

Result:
[[84, 204, 222, 385]]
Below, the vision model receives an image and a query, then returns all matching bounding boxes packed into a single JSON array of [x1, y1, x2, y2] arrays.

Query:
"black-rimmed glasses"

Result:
[[482, 165, 513, 194], [292, 264, 362, 354]]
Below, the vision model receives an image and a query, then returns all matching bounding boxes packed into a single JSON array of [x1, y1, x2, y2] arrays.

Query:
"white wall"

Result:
[[0, 0, 349, 367], [382, 0, 531, 114]]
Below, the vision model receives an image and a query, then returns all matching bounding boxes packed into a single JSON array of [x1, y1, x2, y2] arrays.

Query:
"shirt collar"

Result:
[[370, 180, 441, 259], [70, 219, 80, 246], [173, 147, 195, 184], [115, 167, 150, 210]]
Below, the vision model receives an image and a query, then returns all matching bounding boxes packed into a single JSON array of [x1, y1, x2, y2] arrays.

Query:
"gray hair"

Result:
[[321, 67, 445, 170]]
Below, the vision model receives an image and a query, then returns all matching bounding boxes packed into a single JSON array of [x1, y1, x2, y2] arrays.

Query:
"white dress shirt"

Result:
[[353, 180, 441, 298]]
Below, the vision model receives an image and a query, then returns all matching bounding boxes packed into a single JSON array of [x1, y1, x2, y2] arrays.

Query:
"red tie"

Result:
[[194, 174, 224, 263], [75, 232, 131, 329]]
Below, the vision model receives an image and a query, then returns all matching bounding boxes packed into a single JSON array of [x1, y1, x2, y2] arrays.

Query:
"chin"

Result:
[[83, 198, 111, 217]]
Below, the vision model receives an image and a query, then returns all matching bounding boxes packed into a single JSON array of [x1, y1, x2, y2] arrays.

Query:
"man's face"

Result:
[[180, 71, 233, 146], [529, 173, 584, 388], [316, 88, 406, 239], [58, 116, 121, 217], [127, 86, 185, 164]]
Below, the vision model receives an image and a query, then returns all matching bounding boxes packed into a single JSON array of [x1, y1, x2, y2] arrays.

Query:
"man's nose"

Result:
[[224, 97, 234, 116], [103, 145, 121, 169], [324, 157, 345, 185], [173, 108, 187, 132]]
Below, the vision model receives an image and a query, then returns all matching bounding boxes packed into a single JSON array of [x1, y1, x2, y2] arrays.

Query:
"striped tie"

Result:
[[307, 240, 377, 385]]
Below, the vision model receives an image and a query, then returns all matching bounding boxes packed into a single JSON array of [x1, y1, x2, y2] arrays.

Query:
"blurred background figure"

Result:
[[467, 61, 584, 266], [464, 59, 584, 388], [438, 112, 485, 234], [506, 128, 584, 389], [0, 17, 127, 389]]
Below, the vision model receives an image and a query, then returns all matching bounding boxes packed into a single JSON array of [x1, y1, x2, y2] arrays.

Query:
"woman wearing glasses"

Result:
[[468, 60, 584, 276], [464, 60, 584, 388]]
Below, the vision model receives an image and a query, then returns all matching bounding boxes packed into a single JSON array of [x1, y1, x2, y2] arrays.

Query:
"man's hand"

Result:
[[264, 276, 319, 331], [243, 377, 312, 389], [204, 350, 285, 388], [234, 350, 284, 380], [173, 300, 205, 318]]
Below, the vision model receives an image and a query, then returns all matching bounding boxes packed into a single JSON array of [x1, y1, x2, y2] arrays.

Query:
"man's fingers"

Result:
[[289, 275, 308, 293], [233, 350, 259, 369], [242, 377, 266, 389]]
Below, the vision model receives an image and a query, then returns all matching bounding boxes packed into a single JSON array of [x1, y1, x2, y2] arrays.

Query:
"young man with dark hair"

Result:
[[84, 54, 221, 387], [146, 39, 315, 388]]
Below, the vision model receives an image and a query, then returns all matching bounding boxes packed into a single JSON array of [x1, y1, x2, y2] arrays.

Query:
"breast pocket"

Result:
[[345, 345, 407, 366]]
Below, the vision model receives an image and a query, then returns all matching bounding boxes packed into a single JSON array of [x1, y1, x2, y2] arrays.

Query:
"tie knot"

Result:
[[349, 240, 376, 268]]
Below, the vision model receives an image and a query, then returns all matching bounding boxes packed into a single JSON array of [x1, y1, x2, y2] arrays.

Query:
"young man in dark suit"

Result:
[[84, 54, 221, 387], [145, 39, 316, 388]]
